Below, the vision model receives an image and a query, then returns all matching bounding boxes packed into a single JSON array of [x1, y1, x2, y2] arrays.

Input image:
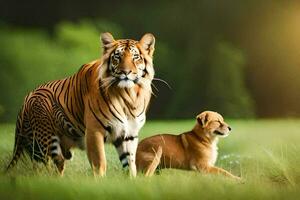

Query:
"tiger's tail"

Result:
[[145, 146, 162, 177], [6, 134, 23, 172], [6, 108, 25, 172]]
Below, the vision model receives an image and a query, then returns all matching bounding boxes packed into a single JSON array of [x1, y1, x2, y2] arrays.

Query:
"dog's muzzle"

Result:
[[214, 131, 226, 136]]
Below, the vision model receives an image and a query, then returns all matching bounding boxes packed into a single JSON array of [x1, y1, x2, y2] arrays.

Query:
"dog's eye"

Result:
[[218, 121, 224, 126], [212, 120, 222, 125]]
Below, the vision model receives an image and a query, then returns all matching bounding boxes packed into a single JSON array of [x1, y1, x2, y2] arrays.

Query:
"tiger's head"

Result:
[[99, 32, 155, 90]]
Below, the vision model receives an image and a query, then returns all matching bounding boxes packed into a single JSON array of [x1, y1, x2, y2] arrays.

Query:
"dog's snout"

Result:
[[228, 126, 232, 131]]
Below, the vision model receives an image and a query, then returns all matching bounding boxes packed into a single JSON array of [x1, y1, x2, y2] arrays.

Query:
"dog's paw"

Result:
[[234, 176, 245, 184]]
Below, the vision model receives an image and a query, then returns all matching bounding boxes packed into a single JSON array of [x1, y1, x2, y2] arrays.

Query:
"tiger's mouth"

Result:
[[117, 76, 139, 83], [116, 76, 140, 88], [106, 67, 149, 89], [114, 69, 147, 85]]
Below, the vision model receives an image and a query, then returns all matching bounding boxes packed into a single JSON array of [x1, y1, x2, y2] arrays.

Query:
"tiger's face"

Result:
[[109, 42, 147, 88], [100, 33, 155, 89]]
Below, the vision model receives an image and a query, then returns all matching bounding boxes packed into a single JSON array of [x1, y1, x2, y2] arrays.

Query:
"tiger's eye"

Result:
[[133, 54, 140, 59]]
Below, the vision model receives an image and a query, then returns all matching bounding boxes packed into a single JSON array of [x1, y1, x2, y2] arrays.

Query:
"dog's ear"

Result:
[[196, 113, 209, 127]]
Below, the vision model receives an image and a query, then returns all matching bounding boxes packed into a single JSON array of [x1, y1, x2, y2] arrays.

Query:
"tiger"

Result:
[[6, 32, 155, 177]]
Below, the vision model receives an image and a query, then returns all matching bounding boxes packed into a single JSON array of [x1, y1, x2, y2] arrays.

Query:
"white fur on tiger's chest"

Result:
[[107, 114, 146, 141]]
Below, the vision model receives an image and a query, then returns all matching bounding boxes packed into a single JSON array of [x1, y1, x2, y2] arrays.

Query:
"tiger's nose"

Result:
[[120, 69, 132, 75], [228, 126, 232, 131]]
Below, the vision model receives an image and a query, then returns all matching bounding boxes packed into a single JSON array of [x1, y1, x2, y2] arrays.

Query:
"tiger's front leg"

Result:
[[127, 137, 138, 177], [114, 135, 139, 177], [86, 129, 106, 177]]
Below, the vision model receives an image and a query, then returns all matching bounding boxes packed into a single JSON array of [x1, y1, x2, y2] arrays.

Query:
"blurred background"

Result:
[[0, 0, 300, 122]]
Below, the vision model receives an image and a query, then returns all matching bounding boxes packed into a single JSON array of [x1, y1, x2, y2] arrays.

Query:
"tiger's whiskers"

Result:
[[151, 82, 159, 92], [100, 77, 116, 92], [153, 78, 172, 90], [151, 83, 158, 97]]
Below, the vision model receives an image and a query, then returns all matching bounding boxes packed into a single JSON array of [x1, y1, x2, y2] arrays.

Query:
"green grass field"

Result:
[[1, 120, 300, 200]]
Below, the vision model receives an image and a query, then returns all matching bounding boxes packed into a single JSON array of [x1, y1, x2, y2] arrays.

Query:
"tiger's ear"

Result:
[[139, 33, 155, 57], [196, 112, 209, 128], [100, 32, 115, 52]]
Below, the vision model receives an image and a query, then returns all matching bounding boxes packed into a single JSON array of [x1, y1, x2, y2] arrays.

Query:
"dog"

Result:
[[136, 111, 240, 180]]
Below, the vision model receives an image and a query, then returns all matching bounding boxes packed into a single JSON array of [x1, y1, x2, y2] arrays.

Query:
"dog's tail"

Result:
[[145, 146, 162, 177]]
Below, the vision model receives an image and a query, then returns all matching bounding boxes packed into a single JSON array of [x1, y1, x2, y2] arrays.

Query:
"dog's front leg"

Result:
[[206, 166, 240, 180]]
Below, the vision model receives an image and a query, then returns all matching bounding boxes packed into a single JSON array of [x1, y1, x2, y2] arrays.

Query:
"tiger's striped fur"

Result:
[[6, 32, 155, 177]]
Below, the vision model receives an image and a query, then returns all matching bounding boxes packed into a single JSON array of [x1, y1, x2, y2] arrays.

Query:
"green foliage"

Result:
[[1, 120, 300, 199], [0, 21, 122, 122], [165, 41, 254, 118], [0, 20, 255, 122], [0, 104, 4, 117], [1, 0, 300, 120], [204, 42, 255, 118]]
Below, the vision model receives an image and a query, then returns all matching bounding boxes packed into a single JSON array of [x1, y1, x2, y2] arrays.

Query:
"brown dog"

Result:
[[136, 111, 240, 179]]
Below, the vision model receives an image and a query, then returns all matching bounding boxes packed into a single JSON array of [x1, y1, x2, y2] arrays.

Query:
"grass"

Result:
[[1, 119, 300, 199]]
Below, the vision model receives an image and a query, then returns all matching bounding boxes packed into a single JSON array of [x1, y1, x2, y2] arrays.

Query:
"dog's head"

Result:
[[196, 111, 231, 138]]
